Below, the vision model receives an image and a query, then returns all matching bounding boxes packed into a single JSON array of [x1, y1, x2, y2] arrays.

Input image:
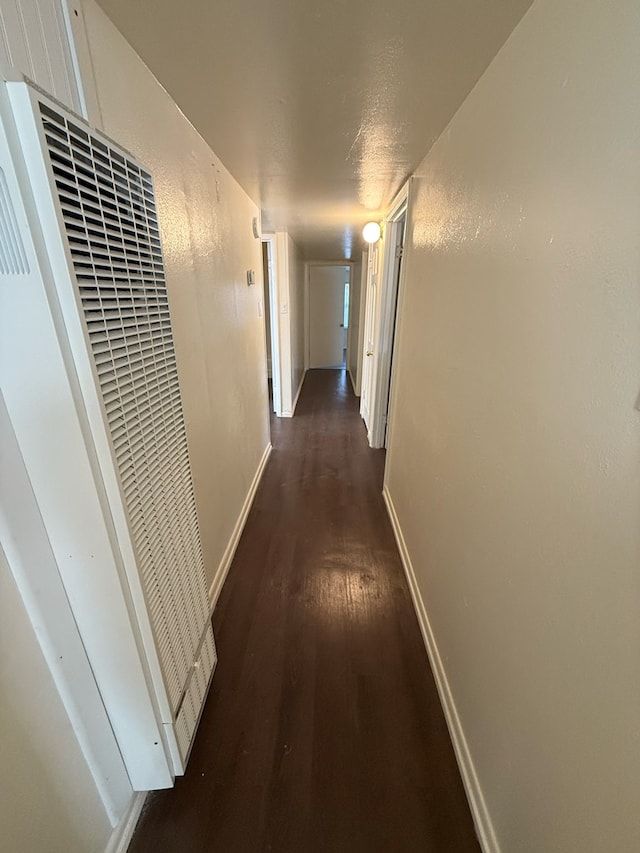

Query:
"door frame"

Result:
[[347, 253, 368, 396], [359, 243, 379, 433], [367, 180, 412, 448], [262, 234, 282, 417], [305, 260, 354, 370]]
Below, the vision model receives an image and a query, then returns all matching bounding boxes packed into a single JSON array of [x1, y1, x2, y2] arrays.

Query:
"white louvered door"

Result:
[[3, 81, 215, 776]]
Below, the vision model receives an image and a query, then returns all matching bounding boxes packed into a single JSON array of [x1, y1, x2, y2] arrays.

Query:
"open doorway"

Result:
[[261, 236, 281, 415], [346, 254, 366, 396], [308, 264, 351, 369], [381, 210, 406, 447], [361, 182, 410, 448]]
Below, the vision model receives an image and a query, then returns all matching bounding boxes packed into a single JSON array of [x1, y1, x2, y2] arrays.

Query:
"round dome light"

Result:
[[362, 221, 381, 243]]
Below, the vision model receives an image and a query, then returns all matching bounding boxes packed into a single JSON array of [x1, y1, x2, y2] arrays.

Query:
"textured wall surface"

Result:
[[82, 0, 271, 593], [385, 0, 640, 849]]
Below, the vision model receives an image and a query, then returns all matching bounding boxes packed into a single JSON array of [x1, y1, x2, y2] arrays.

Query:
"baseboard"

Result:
[[105, 792, 146, 853], [348, 367, 358, 395], [208, 442, 272, 609], [382, 486, 500, 853], [281, 370, 306, 418], [292, 371, 305, 414]]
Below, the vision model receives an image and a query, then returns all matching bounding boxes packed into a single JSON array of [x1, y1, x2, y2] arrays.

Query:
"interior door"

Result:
[[262, 238, 281, 414], [309, 266, 346, 367], [360, 244, 379, 431], [382, 213, 406, 447]]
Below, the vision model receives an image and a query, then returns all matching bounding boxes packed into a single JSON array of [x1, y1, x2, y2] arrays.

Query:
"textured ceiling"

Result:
[[96, 0, 532, 259]]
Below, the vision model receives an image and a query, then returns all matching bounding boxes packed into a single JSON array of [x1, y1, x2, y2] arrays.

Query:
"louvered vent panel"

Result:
[[175, 623, 217, 763], [0, 166, 29, 274], [38, 100, 210, 713]]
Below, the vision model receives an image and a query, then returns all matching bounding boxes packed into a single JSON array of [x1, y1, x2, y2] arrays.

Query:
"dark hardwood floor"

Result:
[[129, 369, 480, 853]]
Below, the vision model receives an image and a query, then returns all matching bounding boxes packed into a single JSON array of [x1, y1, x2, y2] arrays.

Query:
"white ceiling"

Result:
[[96, 0, 532, 260]]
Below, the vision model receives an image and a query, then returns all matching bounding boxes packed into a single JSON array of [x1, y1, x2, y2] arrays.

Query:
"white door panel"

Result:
[[309, 265, 346, 367], [360, 244, 379, 431]]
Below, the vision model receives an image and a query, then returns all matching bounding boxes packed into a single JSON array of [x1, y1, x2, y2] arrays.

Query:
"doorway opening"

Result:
[[307, 264, 352, 370], [262, 236, 281, 416], [382, 210, 406, 447], [361, 182, 410, 448], [346, 253, 366, 396], [342, 274, 350, 368]]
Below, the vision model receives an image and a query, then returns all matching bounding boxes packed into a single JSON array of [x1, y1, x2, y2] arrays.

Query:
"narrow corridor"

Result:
[[129, 370, 479, 852]]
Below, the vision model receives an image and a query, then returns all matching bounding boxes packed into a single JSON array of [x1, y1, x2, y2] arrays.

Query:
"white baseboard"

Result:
[[382, 486, 500, 853], [208, 442, 272, 609], [281, 370, 306, 418], [292, 372, 305, 414], [105, 792, 146, 853], [348, 367, 358, 396]]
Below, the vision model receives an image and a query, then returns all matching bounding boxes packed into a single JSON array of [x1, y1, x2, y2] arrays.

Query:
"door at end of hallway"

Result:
[[309, 265, 350, 368]]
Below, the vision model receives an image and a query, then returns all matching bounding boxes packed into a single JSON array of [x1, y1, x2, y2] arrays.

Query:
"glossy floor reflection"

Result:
[[129, 369, 479, 853]]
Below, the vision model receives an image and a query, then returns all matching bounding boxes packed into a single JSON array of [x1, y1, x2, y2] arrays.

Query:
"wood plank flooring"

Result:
[[129, 369, 480, 852]]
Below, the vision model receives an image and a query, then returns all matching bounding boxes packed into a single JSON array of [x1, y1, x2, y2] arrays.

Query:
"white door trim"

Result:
[[368, 180, 412, 448], [348, 253, 368, 396], [359, 245, 378, 432], [262, 235, 282, 417]]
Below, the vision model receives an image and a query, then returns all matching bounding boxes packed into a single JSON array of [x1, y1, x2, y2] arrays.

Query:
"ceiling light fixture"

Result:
[[362, 221, 381, 244]]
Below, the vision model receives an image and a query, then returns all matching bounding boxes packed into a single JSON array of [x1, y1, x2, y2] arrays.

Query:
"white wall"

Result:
[[274, 230, 305, 416], [79, 0, 271, 597], [0, 544, 112, 853], [385, 1, 640, 850]]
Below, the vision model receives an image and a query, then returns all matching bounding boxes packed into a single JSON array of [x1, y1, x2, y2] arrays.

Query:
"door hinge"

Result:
[[395, 244, 404, 260]]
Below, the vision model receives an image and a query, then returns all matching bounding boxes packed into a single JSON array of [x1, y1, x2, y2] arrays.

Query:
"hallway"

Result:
[[129, 370, 479, 852]]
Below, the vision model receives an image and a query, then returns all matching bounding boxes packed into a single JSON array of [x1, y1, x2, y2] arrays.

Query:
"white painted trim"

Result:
[[369, 181, 411, 448], [353, 253, 367, 397], [274, 231, 293, 416], [381, 180, 414, 460], [303, 262, 310, 372], [208, 442, 272, 609], [262, 235, 282, 417], [344, 264, 354, 376], [281, 368, 306, 417], [382, 486, 500, 853], [62, 0, 103, 126], [104, 792, 146, 853], [348, 367, 357, 394], [359, 244, 378, 433]]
